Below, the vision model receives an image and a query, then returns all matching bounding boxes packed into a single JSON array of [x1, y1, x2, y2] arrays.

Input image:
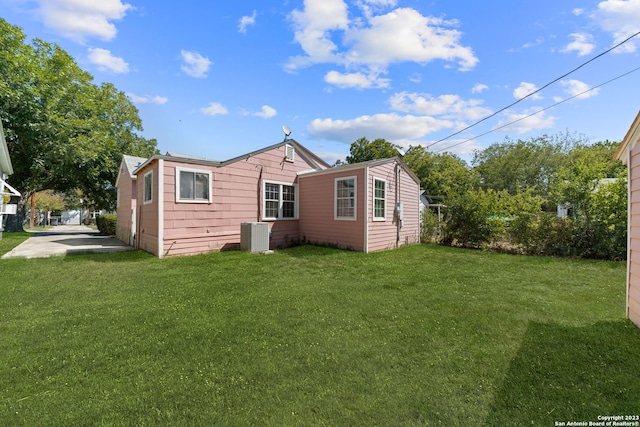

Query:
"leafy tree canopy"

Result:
[[346, 137, 401, 164], [403, 146, 475, 199], [472, 133, 583, 197], [0, 18, 158, 229], [34, 190, 65, 212], [550, 140, 626, 221]]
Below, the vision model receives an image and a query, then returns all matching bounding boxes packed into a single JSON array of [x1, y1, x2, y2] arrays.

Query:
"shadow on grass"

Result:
[[485, 320, 640, 426], [278, 244, 348, 258], [62, 249, 156, 263]]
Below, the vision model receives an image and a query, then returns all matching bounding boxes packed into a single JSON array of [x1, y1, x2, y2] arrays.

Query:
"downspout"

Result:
[[627, 147, 632, 320], [364, 166, 369, 253], [137, 195, 143, 250], [396, 163, 401, 247], [257, 165, 263, 221], [0, 174, 5, 236], [158, 159, 165, 258]]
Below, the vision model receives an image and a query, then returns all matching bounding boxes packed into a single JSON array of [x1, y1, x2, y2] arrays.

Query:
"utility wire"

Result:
[[432, 65, 640, 153], [427, 30, 640, 148]]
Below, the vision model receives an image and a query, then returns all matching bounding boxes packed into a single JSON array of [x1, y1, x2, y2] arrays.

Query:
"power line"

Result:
[[427, 30, 640, 149], [432, 65, 640, 153]]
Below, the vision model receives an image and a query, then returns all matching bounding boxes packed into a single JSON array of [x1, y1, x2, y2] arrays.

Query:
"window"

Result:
[[373, 178, 386, 220], [263, 181, 297, 220], [176, 167, 212, 203], [335, 176, 357, 220], [143, 170, 153, 204]]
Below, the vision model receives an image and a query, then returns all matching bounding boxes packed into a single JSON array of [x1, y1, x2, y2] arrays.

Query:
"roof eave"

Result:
[[0, 119, 13, 177], [614, 110, 640, 164], [299, 156, 420, 185]]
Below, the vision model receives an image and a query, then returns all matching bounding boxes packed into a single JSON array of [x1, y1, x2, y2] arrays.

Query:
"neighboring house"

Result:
[[60, 210, 81, 225], [420, 190, 443, 222], [115, 155, 147, 246], [115, 140, 420, 258], [0, 118, 21, 235], [614, 110, 640, 329]]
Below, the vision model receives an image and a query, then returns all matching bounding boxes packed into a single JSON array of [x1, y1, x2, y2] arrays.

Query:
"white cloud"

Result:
[[495, 110, 556, 134], [471, 83, 488, 94], [409, 73, 422, 83], [315, 150, 349, 165], [286, 2, 478, 78], [200, 102, 228, 116], [87, 48, 129, 73], [559, 79, 600, 99], [345, 8, 477, 71], [389, 92, 492, 121], [307, 113, 454, 144], [287, 0, 349, 69], [324, 70, 390, 89], [35, 0, 132, 43], [239, 10, 257, 33], [592, 0, 640, 53], [252, 105, 278, 118], [561, 32, 595, 56], [436, 138, 484, 157], [573, 8, 585, 16], [361, 0, 397, 4], [521, 37, 543, 49], [127, 93, 168, 104], [513, 82, 542, 100], [355, 0, 397, 19], [181, 50, 212, 78]]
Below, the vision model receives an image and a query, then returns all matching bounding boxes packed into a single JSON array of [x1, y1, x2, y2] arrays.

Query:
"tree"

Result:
[[403, 146, 476, 199], [549, 141, 627, 259], [472, 133, 580, 197], [441, 188, 510, 248], [346, 137, 401, 164], [0, 18, 158, 231], [550, 141, 625, 221], [33, 190, 65, 225]]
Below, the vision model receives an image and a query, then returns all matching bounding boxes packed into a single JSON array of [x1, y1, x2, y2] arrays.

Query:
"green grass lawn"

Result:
[[1, 241, 638, 426]]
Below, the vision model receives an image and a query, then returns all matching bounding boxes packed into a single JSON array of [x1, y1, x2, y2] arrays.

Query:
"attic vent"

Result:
[[285, 144, 295, 162]]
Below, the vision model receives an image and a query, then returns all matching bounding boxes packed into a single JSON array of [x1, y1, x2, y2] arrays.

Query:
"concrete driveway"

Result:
[[1, 225, 134, 259]]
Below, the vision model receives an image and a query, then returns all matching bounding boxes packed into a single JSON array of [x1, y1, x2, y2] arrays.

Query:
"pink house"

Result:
[[115, 155, 147, 246], [115, 140, 420, 258], [614, 110, 640, 328]]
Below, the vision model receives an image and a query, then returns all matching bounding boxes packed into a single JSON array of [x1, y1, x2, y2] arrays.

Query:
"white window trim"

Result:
[[262, 180, 298, 221], [334, 176, 357, 221], [373, 177, 386, 221], [175, 167, 213, 203], [143, 170, 153, 205]]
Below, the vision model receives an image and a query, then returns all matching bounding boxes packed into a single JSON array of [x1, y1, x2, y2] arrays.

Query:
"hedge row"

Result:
[[96, 214, 117, 236]]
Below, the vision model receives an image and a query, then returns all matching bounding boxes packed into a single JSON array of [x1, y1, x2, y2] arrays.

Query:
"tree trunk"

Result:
[[30, 193, 35, 228]]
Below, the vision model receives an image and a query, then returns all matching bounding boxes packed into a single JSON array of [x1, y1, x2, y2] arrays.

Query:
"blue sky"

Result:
[[2, 0, 639, 164]]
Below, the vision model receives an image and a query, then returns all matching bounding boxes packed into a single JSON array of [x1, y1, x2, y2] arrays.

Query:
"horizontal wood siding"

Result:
[[137, 162, 160, 257], [115, 166, 134, 244], [299, 169, 365, 251], [367, 163, 420, 252], [629, 141, 640, 327], [270, 220, 301, 248], [160, 146, 317, 257]]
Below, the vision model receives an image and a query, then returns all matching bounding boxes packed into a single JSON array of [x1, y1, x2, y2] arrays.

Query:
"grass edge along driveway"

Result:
[[1, 242, 638, 426]]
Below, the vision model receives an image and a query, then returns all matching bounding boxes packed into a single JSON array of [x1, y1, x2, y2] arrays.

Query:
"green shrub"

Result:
[[441, 190, 495, 248], [96, 214, 117, 235], [420, 208, 441, 243], [511, 213, 626, 261]]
